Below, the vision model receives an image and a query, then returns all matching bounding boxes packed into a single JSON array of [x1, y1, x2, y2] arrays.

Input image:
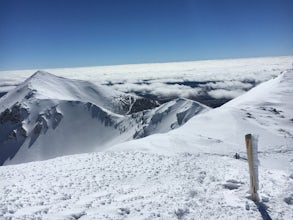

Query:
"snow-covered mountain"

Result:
[[0, 71, 158, 115], [0, 69, 292, 219], [0, 71, 209, 165], [110, 70, 293, 157]]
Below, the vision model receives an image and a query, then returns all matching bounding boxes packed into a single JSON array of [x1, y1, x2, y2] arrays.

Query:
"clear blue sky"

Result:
[[0, 0, 292, 70]]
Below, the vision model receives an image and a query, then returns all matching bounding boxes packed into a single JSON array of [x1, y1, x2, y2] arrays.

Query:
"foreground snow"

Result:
[[1, 151, 292, 220]]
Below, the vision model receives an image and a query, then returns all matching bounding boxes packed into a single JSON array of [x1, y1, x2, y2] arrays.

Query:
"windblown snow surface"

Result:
[[0, 69, 293, 219]]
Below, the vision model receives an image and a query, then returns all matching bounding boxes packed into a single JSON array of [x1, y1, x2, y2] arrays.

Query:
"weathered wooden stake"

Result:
[[245, 134, 259, 202]]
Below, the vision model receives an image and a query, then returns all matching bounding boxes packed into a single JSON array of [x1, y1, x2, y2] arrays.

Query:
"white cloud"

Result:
[[208, 89, 245, 99], [151, 84, 200, 98], [112, 82, 200, 98], [204, 81, 252, 90]]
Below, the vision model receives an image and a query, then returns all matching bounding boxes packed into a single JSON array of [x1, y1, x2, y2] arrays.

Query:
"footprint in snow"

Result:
[[222, 179, 244, 190]]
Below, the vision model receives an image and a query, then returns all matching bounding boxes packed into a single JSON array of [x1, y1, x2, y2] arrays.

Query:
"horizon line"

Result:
[[1, 54, 292, 72]]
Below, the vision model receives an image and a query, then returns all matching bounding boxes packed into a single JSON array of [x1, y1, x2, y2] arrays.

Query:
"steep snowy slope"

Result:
[[127, 98, 209, 139], [0, 72, 209, 165], [110, 70, 293, 159]]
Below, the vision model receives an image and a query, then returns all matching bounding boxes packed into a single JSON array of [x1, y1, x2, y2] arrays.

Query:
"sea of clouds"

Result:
[[0, 56, 292, 104]]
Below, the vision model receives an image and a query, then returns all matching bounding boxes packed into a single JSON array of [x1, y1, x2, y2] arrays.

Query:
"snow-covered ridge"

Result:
[[109, 69, 293, 158], [0, 71, 209, 165], [0, 70, 158, 115]]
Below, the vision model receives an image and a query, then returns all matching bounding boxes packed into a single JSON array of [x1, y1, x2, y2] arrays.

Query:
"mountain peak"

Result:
[[0, 71, 159, 115], [28, 70, 60, 81], [33, 70, 51, 76]]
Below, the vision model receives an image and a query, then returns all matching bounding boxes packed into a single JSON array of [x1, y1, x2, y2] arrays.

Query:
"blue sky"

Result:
[[0, 0, 292, 70]]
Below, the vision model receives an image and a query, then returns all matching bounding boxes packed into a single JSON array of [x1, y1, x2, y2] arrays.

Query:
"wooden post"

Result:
[[245, 134, 259, 202]]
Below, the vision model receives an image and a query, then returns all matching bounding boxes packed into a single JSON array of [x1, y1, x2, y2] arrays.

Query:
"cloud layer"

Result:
[[0, 56, 292, 103]]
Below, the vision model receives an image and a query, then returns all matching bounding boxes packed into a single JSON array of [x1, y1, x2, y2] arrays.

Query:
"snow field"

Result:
[[0, 151, 292, 220]]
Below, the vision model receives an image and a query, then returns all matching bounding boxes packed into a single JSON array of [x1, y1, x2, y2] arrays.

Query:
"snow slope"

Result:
[[0, 70, 292, 219], [129, 98, 209, 139], [110, 70, 293, 160], [0, 71, 208, 165]]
